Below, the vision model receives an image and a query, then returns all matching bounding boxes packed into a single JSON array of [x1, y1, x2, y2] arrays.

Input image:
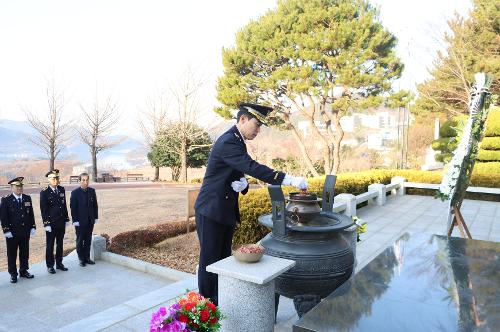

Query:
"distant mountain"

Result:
[[0, 119, 148, 168]]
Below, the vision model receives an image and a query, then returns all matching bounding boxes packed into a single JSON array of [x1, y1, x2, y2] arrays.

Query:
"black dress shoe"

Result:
[[20, 271, 34, 279], [56, 264, 68, 271], [10, 275, 17, 283], [79, 261, 86, 267], [47, 267, 56, 274], [85, 259, 95, 265]]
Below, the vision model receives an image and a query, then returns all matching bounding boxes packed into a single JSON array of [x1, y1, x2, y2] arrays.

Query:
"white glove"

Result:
[[73, 222, 80, 227], [4, 232, 13, 239], [231, 177, 248, 193], [94, 219, 99, 224], [282, 175, 308, 190], [44, 226, 52, 232], [30, 228, 36, 236]]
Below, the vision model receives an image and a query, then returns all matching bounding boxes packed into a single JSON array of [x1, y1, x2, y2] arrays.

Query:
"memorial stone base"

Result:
[[207, 255, 295, 332]]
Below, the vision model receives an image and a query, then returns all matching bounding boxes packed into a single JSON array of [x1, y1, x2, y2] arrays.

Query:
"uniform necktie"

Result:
[[18, 198, 21, 204]]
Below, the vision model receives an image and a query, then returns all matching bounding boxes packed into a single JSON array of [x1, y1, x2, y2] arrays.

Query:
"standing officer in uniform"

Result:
[[194, 103, 307, 304], [40, 169, 70, 274], [70, 172, 98, 267], [0, 177, 36, 283]]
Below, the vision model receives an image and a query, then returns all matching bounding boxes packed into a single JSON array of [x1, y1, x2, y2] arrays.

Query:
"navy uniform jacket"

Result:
[[70, 187, 98, 227], [0, 194, 36, 237], [40, 185, 69, 229], [194, 125, 285, 226]]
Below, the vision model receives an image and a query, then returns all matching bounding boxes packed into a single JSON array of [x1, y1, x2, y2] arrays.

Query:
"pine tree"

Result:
[[413, 0, 499, 116], [215, 0, 407, 174]]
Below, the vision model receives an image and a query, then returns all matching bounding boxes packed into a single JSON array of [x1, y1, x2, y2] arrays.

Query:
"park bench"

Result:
[[126, 173, 145, 181]]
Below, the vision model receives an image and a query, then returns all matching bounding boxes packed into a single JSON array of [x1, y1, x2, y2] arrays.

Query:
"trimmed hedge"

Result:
[[477, 150, 500, 162], [439, 115, 467, 138], [481, 137, 500, 150], [109, 219, 196, 251], [485, 107, 500, 137], [432, 138, 457, 152], [475, 162, 500, 174], [233, 169, 500, 245]]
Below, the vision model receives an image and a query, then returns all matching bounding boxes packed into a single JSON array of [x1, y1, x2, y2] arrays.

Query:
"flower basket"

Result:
[[150, 292, 223, 332]]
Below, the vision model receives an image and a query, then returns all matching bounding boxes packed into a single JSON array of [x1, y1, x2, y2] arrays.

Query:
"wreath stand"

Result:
[[447, 203, 472, 239], [440, 73, 493, 240]]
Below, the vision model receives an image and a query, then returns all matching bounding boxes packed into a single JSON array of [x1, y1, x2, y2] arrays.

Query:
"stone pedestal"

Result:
[[207, 255, 295, 332]]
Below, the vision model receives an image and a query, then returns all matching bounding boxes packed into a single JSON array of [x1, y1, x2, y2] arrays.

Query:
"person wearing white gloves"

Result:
[[194, 103, 307, 305], [40, 169, 70, 274], [70, 173, 99, 267], [0, 177, 36, 283]]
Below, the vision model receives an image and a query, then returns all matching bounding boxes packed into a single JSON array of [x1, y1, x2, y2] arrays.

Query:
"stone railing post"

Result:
[[335, 193, 356, 216], [368, 183, 386, 206], [391, 176, 406, 196], [90, 235, 107, 261]]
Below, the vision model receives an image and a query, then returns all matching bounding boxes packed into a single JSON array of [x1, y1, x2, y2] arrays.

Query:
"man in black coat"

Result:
[[0, 177, 36, 283], [40, 169, 70, 274], [194, 103, 307, 304], [70, 172, 99, 267]]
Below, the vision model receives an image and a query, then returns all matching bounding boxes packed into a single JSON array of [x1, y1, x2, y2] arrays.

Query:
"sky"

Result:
[[0, 0, 472, 139]]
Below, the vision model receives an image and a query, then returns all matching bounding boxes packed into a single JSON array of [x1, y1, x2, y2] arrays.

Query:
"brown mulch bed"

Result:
[[111, 231, 200, 274]]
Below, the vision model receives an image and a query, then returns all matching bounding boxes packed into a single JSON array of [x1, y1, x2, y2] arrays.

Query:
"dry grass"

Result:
[[114, 232, 200, 274]]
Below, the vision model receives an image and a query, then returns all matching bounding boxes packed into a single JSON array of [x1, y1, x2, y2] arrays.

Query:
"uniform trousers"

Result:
[[46, 226, 65, 268], [76, 224, 94, 261], [195, 213, 235, 306], [6, 235, 30, 275]]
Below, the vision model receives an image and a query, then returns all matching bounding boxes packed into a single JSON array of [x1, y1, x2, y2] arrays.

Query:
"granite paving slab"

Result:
[[0, 253, 175, 332]]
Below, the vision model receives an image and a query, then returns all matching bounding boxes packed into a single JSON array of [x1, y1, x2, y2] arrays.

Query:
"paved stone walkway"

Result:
[[0, 252, 175, 331], [0, 195, 497, 331]]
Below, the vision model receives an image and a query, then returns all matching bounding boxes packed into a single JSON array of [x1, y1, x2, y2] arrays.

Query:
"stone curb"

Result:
[[100, 251, 194, 282]]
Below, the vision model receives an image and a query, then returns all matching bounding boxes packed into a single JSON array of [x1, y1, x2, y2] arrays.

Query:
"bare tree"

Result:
[[138, 93, 169, 181], [168, 68, 213, 183], [78, 94, 122, 180], [24, 80, 71, 172]]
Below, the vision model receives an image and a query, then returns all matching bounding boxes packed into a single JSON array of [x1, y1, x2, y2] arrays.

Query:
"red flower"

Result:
[[178, 314, 189, 323], [184, 302, 195, 311], [191, 323, 199, 329], [200, 309, 210, 322], [210, 317, 218, 324], [206, 302, 217, 313]]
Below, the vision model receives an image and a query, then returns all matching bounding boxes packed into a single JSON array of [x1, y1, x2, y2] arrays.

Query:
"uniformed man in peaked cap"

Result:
[[40, 169, 70, 274], [0, 177, 36, 283], [194, 102, 308, 305]]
